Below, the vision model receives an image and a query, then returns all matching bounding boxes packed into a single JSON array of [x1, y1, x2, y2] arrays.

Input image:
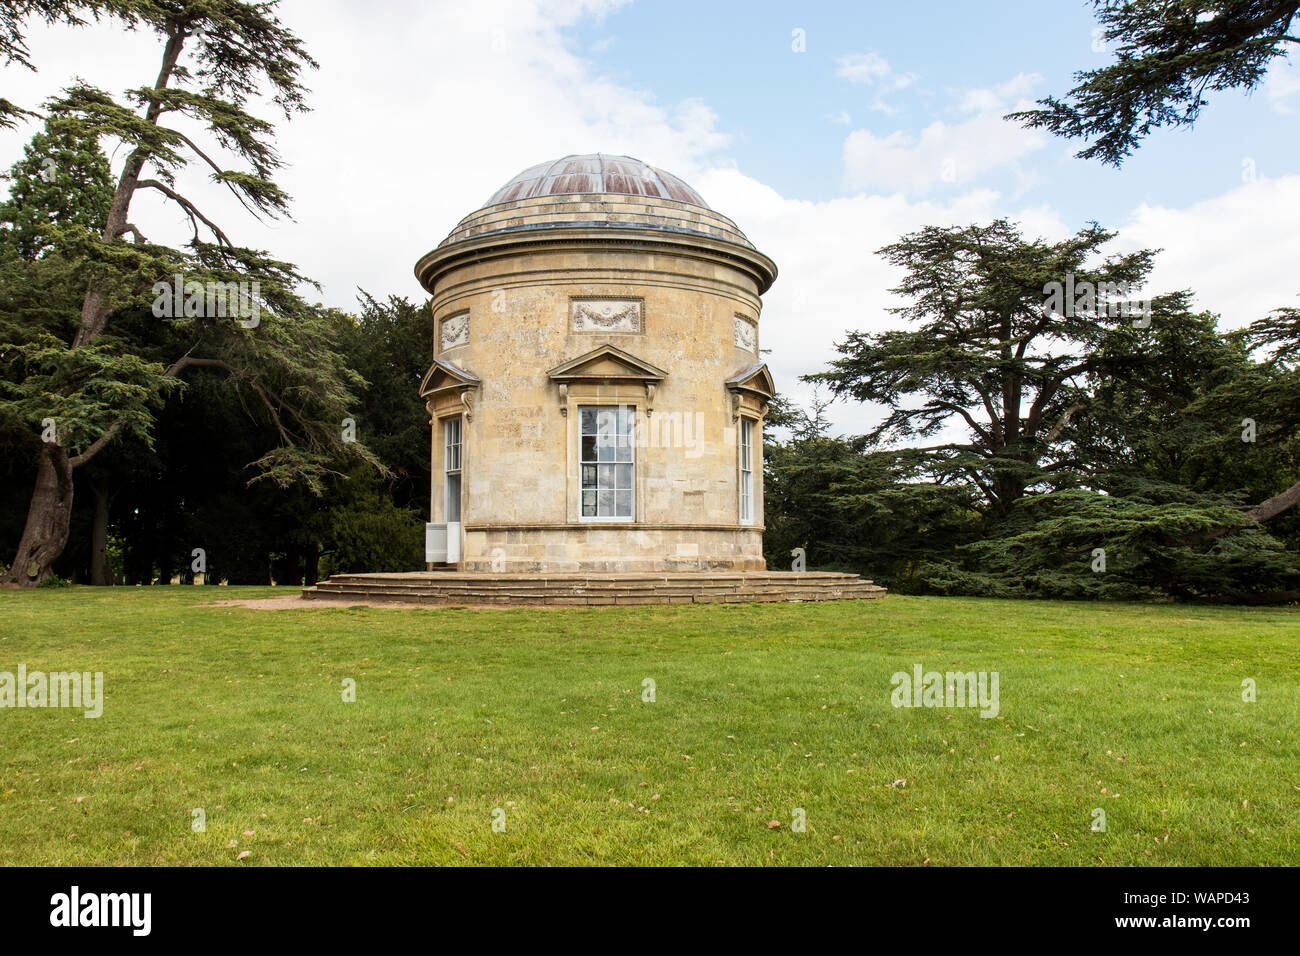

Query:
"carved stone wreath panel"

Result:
[[439, 311, 469, 351], [734, 315, 757, 353], [572, 298, 642, 333]]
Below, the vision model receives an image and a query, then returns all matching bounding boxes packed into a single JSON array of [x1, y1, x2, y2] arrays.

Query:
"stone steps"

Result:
[[301, 571, 886, 606]]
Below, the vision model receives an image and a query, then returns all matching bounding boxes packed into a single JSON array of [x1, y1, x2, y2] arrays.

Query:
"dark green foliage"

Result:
[[926, 488, 1297, 601], [763, 395, 981, 588], [811, 219, 1160, 520], [30, 295, 434, 585], [0, 2, 385, 585], [331, 293, 434, 513], [316, 468, 424, 576], [1009, 1, 1300, 165], [765, 218, 1300, 602], [0, 116, 115, 260]]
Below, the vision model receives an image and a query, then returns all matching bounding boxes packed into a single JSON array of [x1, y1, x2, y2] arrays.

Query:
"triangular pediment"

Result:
[[547, 344, 667, 383], [419, 358, 481, 398], [725, 362, 775, 399]]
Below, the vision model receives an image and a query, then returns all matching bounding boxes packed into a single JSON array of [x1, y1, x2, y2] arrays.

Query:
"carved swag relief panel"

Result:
[[734, 315, 757, 353], [439, 311, 469, 351], [572, 298, 643, 333]]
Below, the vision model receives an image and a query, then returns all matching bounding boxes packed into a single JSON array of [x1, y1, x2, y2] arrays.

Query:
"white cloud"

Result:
[[843, 113, 1046, 195], [1263, 54, 1300, 114], [833, 51, 916, 116], [834, 51, 915, 90], [841, 73, 1047, 196], [1115, 175, 1300, 330], [701, 172, 1300, 435], [952, 72, 1041, 114], [0, 0, 712, 306]]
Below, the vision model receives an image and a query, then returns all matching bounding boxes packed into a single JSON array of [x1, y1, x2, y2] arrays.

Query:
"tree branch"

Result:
[[114, 222, 148, 243], [1246, 476, 1300, 523], [68, 353, 291, 468], [1041, 399, 1088, 446], [167, 127, 263, 220], [136, 178, 233, 247]]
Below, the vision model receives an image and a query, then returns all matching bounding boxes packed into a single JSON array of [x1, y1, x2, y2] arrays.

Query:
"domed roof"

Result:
[[416, 153, 777, 295], [484, 154, 709, 208]]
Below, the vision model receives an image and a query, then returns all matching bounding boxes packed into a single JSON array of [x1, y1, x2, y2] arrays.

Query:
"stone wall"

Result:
[[462, 526, 765, 572]]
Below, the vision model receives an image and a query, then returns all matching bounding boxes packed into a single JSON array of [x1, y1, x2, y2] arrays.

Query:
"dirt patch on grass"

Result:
[[204, 595, 421, 610], [199, 595, 536, 611]]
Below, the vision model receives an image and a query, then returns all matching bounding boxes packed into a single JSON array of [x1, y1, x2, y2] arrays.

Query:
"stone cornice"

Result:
[[416, 225, 778, 297]]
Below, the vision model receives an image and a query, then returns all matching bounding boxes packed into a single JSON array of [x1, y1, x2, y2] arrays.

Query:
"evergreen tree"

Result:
[[1, 1, 379, 585], [811, 219, 1160, 519], [1009, 0, 1300, 166], [0, 116, 114, 261]]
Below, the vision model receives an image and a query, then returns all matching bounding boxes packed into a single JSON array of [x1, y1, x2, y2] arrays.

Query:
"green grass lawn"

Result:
[[0, 587, 1297, 866]]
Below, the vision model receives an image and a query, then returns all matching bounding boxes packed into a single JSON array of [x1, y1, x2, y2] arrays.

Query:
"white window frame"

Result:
[[443, 415, 462, 523], [739, 417, 754, 525], [578, 404, 636, 523]]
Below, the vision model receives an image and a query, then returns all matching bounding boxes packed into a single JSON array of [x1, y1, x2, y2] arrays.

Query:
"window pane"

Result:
[[445, 417, 462, 473], [578, 406, 634, 518], [740, 419, 753, 521], [446, 473, 461, 522]]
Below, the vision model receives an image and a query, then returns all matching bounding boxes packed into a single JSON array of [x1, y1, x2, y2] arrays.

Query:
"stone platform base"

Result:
[[302, 571, 886, 606]]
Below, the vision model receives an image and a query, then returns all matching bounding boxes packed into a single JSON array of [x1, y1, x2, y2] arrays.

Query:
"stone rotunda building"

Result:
[[416, 153, 777, 574], [305, 155, 883, 604]]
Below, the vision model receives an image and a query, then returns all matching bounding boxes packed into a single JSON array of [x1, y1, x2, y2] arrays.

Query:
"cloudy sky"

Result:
[[4, 0, 1299, 434]]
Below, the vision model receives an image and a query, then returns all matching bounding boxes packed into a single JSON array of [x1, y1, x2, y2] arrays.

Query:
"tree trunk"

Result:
[[283, 545, 302, 587], [3, 445, 75, 586], [90, 477, 112, 586], [305, 545, 320, 586]]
